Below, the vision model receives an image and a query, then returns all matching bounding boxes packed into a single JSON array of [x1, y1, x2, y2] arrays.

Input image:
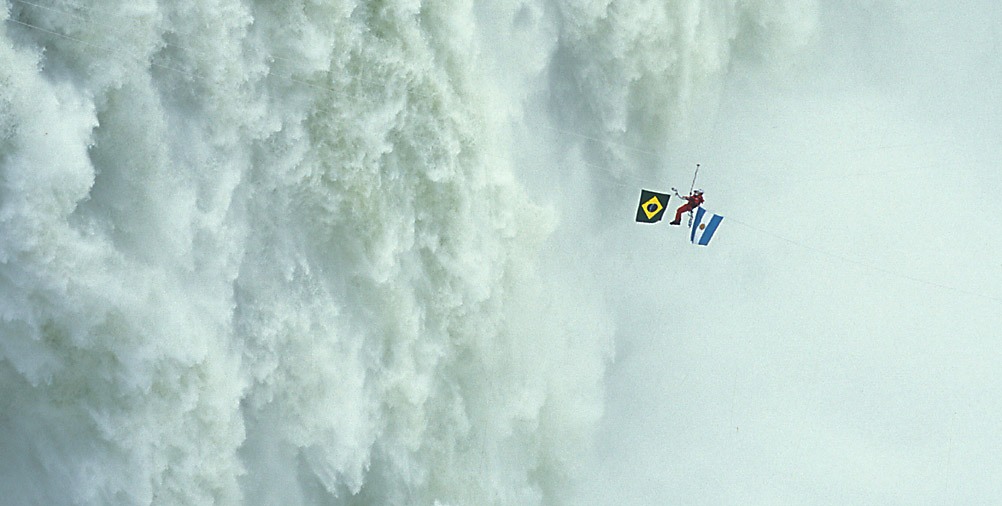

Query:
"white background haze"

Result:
[[570, 2, 1002, 505], [0, 0, 1000, 505]]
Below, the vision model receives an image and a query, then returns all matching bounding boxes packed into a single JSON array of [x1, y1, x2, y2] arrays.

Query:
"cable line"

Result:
[[726, 216, 1001, 304], [6, 2, 998, 305]]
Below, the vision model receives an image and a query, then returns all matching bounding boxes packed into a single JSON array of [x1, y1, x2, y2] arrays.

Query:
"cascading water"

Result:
[[0, 0, 816, 504]]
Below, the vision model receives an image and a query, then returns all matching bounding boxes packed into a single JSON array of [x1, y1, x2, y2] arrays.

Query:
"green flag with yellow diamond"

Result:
[[635, 189, 670, 223]]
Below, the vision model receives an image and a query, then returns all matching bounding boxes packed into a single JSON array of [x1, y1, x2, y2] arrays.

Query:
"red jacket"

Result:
[[685, 194, 704, 208]]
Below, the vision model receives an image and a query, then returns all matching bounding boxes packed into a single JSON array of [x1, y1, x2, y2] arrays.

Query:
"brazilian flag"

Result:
[[635, 189, 670, 223]]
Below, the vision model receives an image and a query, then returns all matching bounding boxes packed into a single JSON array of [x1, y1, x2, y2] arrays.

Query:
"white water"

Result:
[[0, 0, 815, 504]]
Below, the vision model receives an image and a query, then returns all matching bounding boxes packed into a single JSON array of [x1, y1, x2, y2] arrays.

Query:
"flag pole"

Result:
[[689, 163, 700, 194], [687, 163, 700, 226]]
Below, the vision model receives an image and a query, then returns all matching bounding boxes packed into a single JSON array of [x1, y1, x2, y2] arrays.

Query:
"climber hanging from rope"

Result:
[[668, 188, 704, 226]]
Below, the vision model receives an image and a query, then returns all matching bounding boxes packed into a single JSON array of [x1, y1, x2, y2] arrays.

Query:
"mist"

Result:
[[571, 1, 1002, 505], [1, 0, 999, 505]]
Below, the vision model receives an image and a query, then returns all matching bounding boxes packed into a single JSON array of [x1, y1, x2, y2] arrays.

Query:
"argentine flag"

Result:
[[689, 207, 723, 246]]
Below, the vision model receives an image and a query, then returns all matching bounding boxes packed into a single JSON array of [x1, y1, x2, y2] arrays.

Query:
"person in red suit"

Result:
[[669, 189, 704, 225]]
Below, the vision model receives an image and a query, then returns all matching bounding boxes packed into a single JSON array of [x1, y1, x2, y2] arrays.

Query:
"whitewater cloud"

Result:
[[5, 0, 996, 505], [1, 0, 611, 504]]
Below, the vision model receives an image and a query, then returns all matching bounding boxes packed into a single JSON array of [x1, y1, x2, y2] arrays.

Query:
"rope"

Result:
[[5, 2, 998, 305], [726, 216, 1001, 304], [687, 163, 700, 226], [6, 0, 365, 97], [689, 163, 700, 193], [540, 125, 665, 160]]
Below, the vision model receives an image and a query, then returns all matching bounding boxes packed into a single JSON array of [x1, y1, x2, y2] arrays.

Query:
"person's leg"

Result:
[[670, 204, 690, 224]]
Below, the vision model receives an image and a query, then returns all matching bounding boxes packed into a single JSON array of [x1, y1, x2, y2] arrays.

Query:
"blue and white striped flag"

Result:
[[689, 207, 723, 246]]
